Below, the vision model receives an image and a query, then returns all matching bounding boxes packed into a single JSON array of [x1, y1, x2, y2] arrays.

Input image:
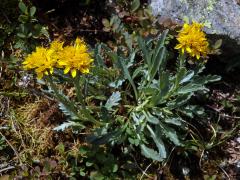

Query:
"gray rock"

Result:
[[150, 0, 240, 63], [150, 0, 240, 43]]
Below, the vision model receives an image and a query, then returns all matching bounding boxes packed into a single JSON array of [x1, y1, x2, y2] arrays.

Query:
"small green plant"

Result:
[[55, 143, 132, 179], [15, 1, 49, 52]]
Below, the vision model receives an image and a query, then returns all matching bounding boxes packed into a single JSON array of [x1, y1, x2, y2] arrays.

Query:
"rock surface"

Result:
[[150, 0, 240, 44]]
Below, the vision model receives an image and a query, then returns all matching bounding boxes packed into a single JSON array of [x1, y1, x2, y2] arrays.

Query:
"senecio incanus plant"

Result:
[[175, 22, 209, 59], [22, 21, 220, 164], [22, 38, 93, 79]]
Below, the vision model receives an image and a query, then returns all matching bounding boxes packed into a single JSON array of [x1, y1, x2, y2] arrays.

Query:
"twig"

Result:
[[157, 147, 176, 179], [140, 162, 153, 180], [0, 166, 15, 173], [162, 147, 176, 168], [131, 154, 152, 179], [221, 114, 240, 119], [199, 150, 205, 169], [218, 165, 230, 180]]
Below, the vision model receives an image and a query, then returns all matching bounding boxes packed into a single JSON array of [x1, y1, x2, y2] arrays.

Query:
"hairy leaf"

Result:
[[105, 91, 121, 110]]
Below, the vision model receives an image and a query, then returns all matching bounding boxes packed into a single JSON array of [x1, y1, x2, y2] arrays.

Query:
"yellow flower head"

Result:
[[22, 47, 56, 79], [58, 38, 94, 78], [175, 22, 209, 59], [49, 40, 64, 64], [50, 40, 64, 52]]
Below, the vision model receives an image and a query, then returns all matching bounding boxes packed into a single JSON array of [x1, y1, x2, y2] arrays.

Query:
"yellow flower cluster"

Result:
[[175, 22, 209, 59], [22, 38, 93, 79]]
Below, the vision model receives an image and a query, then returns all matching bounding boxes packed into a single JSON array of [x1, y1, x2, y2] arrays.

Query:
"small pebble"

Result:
[[182, 167, 190, 176], [236, 137, 240, 144]]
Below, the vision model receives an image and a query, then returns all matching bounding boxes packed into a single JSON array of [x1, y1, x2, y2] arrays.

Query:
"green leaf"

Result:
[[79, 108, 99, 124], [86, 161, 93, 167], [102, 18, 110, 27], [132, 66, 144, 80], [95, 54, 105, 67], [143, 111, 159, 125], [105, 91, 121, 110], [87, 130, 122, 145], [192, 75, 221, 85], [119, 57, 138, 99], [107, 52, 121, 69], [17, 33, 26, 38], [180, 70, 194, 84], [131, 0, 140, 12], [80, 171, 86, 176], [124, 32, 133, 51], [140, 144, 162, 161], [160, 124, 181, 146], [148, 47, 166, 83], [178, 83, 206, 94], [164, 117, 182, 126], [203, 75, 221, 83], [53, 121, 85, 131], [153, 30, 168, 65], [94, 44, 106, 67], [90, 171, 104, 180], [175, 67, 187, 85], [147, 125, 167, 159], [109, 79, 125, 88], [58, 102, 79, 120], [40, 27, 50, 38], [167, 93, 192, 109], [30, 6, 36, 16], [19, 1, 28, 14], [180, 105, 205, 118], [151, 71, 170, 105], [18, 15, 29, 23], [137, 36, 150, 67], [112, 164, 118, 173], [213, 39, 222, 49]]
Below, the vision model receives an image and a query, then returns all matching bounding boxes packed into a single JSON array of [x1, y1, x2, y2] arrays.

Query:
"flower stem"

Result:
[[74, 73, 86, 109]]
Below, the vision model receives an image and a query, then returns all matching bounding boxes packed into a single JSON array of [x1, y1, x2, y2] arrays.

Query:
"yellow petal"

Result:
[[186, 47, 192, 53], [196, 54, 200, 59], [50, 68, 54, 74], [37, 72, 43, 79], [64, 67, 71, 74], [58, 61, 67, 66], [181, 48, 185, 54], [81, 68, 89, 74], [71, 69, 77, 78], [175, 44, 182, 49], [75, 37, 81, 45]]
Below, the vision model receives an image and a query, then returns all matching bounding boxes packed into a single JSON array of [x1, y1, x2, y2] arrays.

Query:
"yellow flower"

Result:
[[50, 40, 64, 52], [175, 22, 209, 59], [22, 47, 56, 79], [49, 40, 64, 65], [58, 38, 94, 78]]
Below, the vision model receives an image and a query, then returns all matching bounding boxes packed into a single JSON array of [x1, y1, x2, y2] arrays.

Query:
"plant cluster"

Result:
[[22, 22, 221, 164]]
